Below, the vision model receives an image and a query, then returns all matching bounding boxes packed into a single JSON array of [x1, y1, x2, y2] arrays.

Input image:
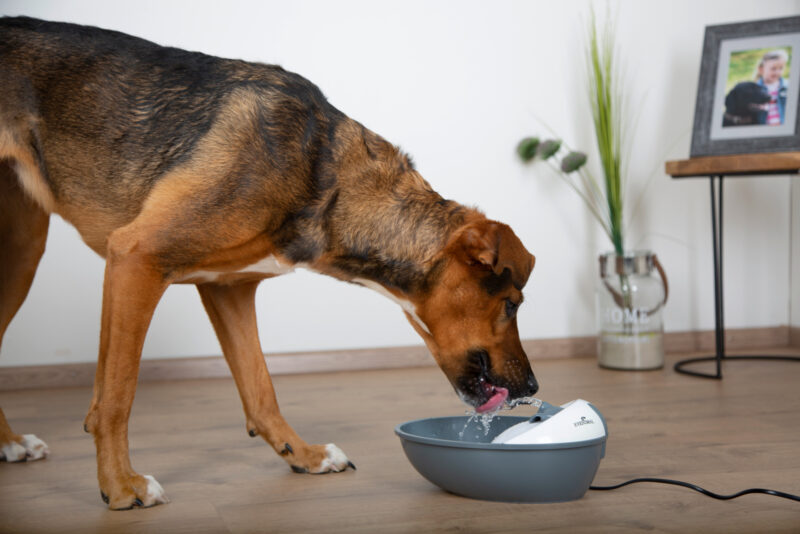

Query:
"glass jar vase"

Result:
[[596, 251, 668, 370]]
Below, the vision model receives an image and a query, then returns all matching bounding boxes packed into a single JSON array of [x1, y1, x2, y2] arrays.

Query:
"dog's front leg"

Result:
[[83, 234, 170, 509], [198, 281, 354, 474]]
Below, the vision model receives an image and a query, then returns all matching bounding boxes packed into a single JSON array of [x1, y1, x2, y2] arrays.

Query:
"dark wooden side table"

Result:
[[665, 152, 800, 378]]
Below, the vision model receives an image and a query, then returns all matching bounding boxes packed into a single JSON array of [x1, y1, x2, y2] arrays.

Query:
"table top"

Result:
[[666, 151, 800, 178]]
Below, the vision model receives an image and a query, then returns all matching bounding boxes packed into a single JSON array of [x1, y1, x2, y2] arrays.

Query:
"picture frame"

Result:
[[690, 15, 800, 158]]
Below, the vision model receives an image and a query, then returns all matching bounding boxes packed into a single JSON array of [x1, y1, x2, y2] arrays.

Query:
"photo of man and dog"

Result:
[[722, 46, 791, 127]]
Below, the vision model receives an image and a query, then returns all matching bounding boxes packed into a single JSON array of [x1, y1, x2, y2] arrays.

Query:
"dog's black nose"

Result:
[[526, 374, 539, 396]]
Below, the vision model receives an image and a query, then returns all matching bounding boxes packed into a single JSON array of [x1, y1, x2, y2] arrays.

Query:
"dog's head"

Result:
[[407, 219, 538, 412], [725, 81, 771, 119]]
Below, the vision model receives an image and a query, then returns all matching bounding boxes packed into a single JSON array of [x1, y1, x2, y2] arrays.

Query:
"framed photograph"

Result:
[[690, 16, 800, 157]]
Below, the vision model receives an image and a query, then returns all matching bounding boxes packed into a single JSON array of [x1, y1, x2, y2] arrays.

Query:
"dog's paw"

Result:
[[20, 434, 49, 460], [314, 443, 353, 473], [290, 443, 355, 474], [0, 434, 49, 462], [141, 475, 169, 506], [101, 474, 169, 510]]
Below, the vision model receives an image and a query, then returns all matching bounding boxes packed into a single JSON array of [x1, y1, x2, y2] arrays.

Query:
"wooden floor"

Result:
[[1, 349, 799, 533]]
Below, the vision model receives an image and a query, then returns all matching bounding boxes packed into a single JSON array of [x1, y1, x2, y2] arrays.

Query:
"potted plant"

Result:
[[517, 10, 668, 370]]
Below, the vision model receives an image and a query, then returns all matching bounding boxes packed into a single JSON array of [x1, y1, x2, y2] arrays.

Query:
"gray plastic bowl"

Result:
[[395, 415, 606, 503]]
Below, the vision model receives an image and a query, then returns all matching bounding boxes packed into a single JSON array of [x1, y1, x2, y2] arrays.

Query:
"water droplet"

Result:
[[458, 397, 543, 439]]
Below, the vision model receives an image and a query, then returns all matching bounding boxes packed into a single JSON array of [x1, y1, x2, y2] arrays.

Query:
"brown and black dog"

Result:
[[0, 17, 537, 509]]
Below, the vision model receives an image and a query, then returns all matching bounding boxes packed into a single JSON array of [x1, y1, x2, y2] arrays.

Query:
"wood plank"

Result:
[[0, 349, 798, 533], [0, 326, 793, 391], [791, 326, 800, 348], [665, 151, 800, 178]]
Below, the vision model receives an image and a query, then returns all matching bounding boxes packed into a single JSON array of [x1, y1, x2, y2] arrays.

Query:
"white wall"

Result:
[[2, 0, 799, 366]]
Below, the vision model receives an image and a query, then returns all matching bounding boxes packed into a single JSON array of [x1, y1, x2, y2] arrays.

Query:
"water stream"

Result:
[[458, 396, 543, 439]]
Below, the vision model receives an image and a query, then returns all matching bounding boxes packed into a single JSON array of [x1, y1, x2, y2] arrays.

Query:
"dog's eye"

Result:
[[504, 299, 519, 319]]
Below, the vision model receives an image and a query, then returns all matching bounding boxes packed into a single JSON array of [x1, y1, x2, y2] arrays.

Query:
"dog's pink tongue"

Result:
[[476, 387, 509, 413]]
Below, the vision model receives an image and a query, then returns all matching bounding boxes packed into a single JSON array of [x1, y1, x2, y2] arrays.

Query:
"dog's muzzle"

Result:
[[458, 349, 538, 412]]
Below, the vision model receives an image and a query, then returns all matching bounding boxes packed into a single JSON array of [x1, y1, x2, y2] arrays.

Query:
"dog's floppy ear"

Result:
[[456, 221, 535, 289], [724, 87, 737, 111], [495, 224, 535, 289], [725, 82, 746, 112]]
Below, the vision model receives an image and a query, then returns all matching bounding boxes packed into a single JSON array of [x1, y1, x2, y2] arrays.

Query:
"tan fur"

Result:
[[0, 127, 57, 213], [0, 409, 22, 451], [0, 17, 536, 509], [405, 219, 534, 391], [198, 282, 330, 470], [0, 159, 49, 460]]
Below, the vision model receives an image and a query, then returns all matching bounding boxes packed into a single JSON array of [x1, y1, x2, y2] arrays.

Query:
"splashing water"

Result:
[[458, 396, 543, 439], [505, 396, 543, 410]]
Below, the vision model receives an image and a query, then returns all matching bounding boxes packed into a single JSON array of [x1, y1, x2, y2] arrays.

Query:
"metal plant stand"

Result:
[[666, 153, 800, 379]]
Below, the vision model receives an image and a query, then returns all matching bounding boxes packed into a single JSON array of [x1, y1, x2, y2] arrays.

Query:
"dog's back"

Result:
[[0, 15, 236, 177], [0, 16, 342, 243]]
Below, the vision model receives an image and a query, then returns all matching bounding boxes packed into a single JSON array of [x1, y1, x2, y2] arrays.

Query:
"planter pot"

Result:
[[596, 251, 668, 370]]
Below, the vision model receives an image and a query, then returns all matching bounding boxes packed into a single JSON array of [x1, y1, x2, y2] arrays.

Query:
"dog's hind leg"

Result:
[[198, 281, 354, 474], [0, 160, 51, 462]]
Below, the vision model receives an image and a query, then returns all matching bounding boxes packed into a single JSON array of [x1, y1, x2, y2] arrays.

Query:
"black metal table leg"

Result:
[[675, 175, 800, 378], [675, 175, 725, 378]]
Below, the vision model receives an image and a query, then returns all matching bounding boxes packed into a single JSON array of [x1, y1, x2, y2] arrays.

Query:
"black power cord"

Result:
[[590, 478, 800, 502]]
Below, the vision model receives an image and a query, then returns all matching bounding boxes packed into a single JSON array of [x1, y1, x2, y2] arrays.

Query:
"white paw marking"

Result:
[[0, 434, 49, 462], [0, 441, 27, 462], [314, 443, 350, 473], [20, 434, 49, 461], [142, 475, 169, 506]]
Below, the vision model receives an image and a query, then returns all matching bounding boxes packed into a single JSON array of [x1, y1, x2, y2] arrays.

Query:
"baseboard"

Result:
[[520, 325, 792, 358], [0, 326, 794, 391], [664, 325, 791, 353], [0, 345, 434, 392]]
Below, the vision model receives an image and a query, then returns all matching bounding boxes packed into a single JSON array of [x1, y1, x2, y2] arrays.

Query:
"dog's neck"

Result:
[[292, 118, 476, 296]]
